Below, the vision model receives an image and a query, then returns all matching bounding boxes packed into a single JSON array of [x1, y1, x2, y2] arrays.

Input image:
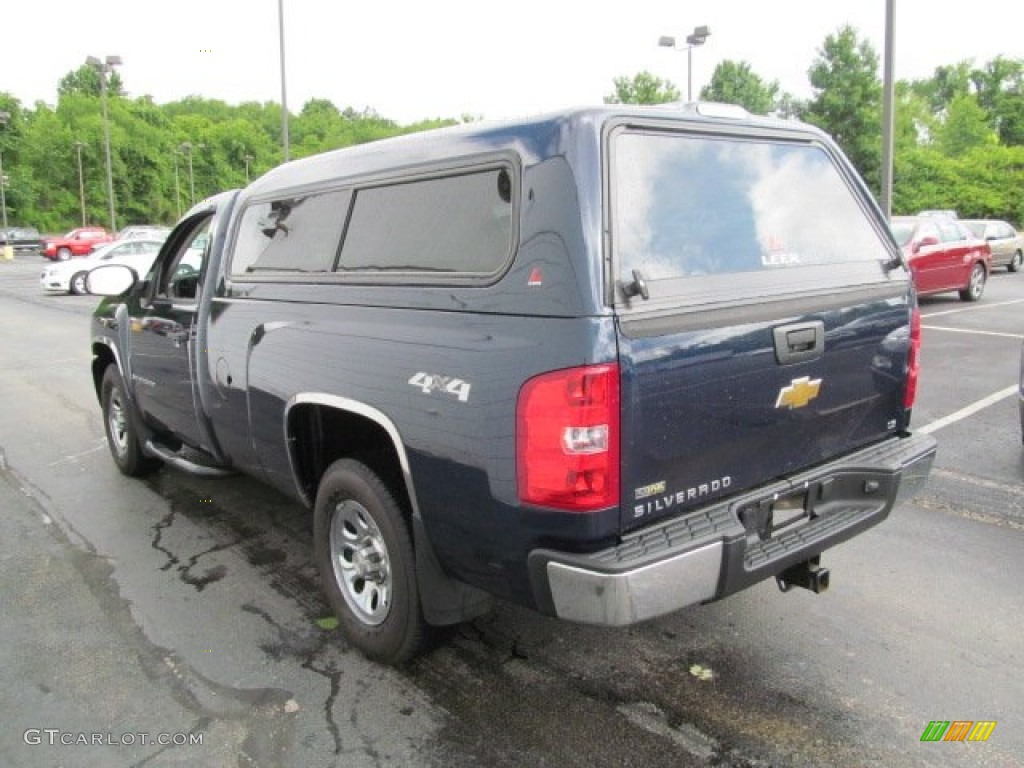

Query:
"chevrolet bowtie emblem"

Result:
[[775, 376, 822, 409]]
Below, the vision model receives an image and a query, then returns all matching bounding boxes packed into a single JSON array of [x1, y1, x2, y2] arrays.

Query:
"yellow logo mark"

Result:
[[775, 376, 822, 409], [967, 721, 997, 742]]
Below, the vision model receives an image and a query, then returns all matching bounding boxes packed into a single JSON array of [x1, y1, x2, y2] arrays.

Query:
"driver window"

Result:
[[159, 217, 212, 301]]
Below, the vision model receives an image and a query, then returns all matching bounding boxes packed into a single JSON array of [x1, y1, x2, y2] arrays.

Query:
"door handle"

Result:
[[773, 321, 824, 365]]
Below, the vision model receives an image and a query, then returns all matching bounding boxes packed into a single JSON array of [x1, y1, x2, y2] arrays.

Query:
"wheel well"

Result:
[[91, 344, 117, 403], [287, 403, 412, 515]]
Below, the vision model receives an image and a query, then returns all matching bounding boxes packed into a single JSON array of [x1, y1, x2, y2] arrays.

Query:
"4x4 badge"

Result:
[[775, 376, 822, 409]]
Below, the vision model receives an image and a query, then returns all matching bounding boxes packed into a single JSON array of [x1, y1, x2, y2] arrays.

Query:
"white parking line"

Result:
[[921, 298, 1024, 318], [918, 385, 1019, 434], [922, 325, 1024, 340]]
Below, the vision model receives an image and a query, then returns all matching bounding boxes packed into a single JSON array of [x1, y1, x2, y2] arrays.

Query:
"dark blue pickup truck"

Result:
[[89, 104, 936, 663]]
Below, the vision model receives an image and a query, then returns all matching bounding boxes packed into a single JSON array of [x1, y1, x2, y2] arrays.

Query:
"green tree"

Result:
[[909, 62, 973, 114], [605, 71, 680, 105], [971, 56, 1024, 145], [933, 94, 998, 156], [57, 65, 125, 98], [895, 144, 1024, 223], [700, 60, 780, 114], [893, 82, 934, 153], [804, 26, 882, 190]]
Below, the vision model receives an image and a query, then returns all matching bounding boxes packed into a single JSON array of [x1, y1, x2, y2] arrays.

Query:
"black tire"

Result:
[[1009, 251, 1022, 273], [959, 262, 986, 302], [57, 247, 72, 261], [100, 365, 161, 477], [70, 271, 88, 295], [313, 459, 425, 664]]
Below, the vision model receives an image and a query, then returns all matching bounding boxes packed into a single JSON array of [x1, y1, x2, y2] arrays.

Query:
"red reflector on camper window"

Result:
[[516, 364, 620, 512]]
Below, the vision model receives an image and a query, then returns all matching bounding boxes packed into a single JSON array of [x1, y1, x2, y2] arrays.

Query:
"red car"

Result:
[[891, 215, 992, 302], [42, 227, 114, 261]]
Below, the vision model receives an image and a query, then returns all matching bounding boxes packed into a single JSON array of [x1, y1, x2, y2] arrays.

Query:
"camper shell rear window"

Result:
[[609, 126, 893, 304]]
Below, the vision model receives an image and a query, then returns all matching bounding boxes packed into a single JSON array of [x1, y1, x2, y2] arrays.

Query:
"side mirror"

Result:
[[87, 264, 138, 296], [912, 235, 940, 254]]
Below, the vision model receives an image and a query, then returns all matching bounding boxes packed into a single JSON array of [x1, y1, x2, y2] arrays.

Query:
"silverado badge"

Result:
[[775, 376, 822, 409]]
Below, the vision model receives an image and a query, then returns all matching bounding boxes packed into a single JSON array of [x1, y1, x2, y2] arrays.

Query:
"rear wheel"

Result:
[[313, 459, 425, 664], [101, 365, 161, 476], [1009, 250, 1022, 273], [70, 271, 88, 295], [959, 263, 986, 302]]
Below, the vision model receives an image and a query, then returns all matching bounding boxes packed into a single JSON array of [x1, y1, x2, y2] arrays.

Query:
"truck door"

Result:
[[129, 212, 214, 448], [933, 217, 971, 291], [907, 219, 945, 293]]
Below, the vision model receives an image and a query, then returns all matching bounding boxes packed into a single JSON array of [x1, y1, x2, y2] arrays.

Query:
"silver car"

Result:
[[962, 219, 1023, 272], [40, 238, 164, 294]]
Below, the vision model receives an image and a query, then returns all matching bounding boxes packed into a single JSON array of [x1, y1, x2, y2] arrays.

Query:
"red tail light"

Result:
[[516, 364, 620, 512], [904, 307, 921, 408]]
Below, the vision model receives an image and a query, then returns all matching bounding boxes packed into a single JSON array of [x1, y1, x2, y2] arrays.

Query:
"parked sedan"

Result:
[[962, 219, 1023, 272], [40, 238, 164, 294], [891, 215, 992, 302], [118, 225, 171, 241], [0, 227, 44, 254]]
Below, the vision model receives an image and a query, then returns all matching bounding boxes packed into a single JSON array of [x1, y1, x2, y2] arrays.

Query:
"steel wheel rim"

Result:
[[969, 265, 984, 298], [72, 274, 86, 294], [329, 499, 391, 626], [108, 391, 129, 456]]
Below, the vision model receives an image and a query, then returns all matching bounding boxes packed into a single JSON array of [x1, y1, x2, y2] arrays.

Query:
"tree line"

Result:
[[608, 26, 1023, 224], [0, 69, 457, 233], [1, 26, 1021, 233]]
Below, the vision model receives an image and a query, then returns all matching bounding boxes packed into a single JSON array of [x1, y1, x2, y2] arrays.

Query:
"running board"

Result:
[[144, 440, 234, 477]]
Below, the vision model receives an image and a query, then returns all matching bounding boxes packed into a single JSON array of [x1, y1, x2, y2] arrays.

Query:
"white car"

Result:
[[40, 238, 164, 294], [118, 225, 172, 241]]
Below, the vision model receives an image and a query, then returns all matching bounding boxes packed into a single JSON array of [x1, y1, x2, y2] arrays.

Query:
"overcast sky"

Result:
[[3, 0, 1021, 124]]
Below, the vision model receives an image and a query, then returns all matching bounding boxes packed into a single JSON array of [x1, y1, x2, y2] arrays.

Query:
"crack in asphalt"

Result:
[[151, 508, 180, 571], [177, 539, 237, 591], [302, 656, 345, 759], [240, 602, 349, 760]]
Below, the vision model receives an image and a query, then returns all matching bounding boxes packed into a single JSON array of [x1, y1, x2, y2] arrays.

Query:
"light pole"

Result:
[[244, 153, 254, 183], [86, 54, 121, 233], [0, 110, 9, 235], [172, 148, 182, 219], [179, 142, 196, 206], [880, 0, 896, 218], [74, 141, 87, 226], [278, 0, 290, 162], [658, 25, 711, 101]]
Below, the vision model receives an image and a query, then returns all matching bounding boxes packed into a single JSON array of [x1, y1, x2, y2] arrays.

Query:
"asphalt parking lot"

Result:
[[0, 251, 1021, 768]]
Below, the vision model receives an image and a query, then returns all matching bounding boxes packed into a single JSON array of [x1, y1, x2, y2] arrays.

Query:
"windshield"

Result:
[[613, 131, 890, 281], [889, 220, 915, 246]]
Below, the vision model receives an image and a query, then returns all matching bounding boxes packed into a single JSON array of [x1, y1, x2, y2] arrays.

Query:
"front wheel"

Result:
[[57, 247, 72, 261], [959, 263, 986, 302], [101, 365, 161, 476], [70, 271, 88, 295], [313, 459, 425, 665], [1009, 250, 1022, 273]]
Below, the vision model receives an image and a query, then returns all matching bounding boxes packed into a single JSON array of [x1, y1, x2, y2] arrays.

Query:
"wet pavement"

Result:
[[1, 254, 1021, 767]]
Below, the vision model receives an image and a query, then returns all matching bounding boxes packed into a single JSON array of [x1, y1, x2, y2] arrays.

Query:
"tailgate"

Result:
[[607, 121, 913, 533], [617, 288, 912, 532]]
